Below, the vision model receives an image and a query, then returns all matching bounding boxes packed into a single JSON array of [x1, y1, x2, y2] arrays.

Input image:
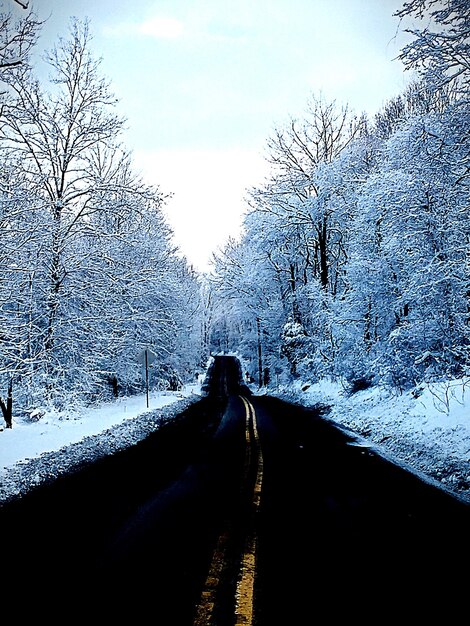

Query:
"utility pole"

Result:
[[145, 349, 149, 408], [257, 317, 263, 388]]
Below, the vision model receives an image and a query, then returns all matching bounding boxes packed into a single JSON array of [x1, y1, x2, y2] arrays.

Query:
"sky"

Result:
[[1, 367, 469, 504], [29, 0, 413, 272]]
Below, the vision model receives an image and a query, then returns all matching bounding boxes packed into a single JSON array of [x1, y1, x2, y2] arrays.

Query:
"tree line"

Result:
[[1, 0, 467, 427], [210, 0, 469, 392], [0, 7, 204, 426]]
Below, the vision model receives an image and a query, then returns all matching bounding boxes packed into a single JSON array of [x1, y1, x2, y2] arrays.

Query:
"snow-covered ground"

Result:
[[0, 383, 203, 503], [274, 376, 470, 503], [1, 372, 469, 505]]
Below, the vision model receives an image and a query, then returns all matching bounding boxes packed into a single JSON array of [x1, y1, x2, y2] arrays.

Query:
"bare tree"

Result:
[[0, 1, 42, 425], [0, 0, 41, 118], [252, 96, 364, 294], [395, 0, 470, 93], [0, 18, 126, 393]]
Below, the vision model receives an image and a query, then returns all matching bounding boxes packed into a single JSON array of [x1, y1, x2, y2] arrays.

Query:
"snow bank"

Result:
[[274, 377, 470, 502], [0, 384, 203, 503]]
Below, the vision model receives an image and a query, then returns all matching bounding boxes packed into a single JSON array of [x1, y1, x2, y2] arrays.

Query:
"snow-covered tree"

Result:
[[0, 17, 204, 421], [1, 18, 126, 386], [0, 0, 40, 116], [396, 0, 470, 94], [213, 74, 469, 390]]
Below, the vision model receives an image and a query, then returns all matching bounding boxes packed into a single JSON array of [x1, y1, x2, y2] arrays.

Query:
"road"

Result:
[[1, 355, 469, 624]]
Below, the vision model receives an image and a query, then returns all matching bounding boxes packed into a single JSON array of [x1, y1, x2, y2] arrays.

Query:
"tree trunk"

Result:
[[289, 263, 301, 324], [317, 217, 328, 290], [111, 376, 119, 398], [44, 215, 63, 357], [364, 300, 372, 352], [0, 380, 13, 428], [257, 317, 263, 388]]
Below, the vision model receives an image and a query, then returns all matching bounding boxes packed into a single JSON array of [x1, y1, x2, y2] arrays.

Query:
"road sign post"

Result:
[[137, 348, 157, 409]]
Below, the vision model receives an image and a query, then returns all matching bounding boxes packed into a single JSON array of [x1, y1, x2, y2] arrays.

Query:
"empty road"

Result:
[[1, 355, 468, 623]]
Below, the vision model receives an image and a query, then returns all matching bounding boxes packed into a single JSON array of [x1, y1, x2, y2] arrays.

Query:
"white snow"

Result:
[[0, 386, 200, 468], [0, 383, 203, 502], [274, 376, 470, 503], [1, 373, 469, 504]]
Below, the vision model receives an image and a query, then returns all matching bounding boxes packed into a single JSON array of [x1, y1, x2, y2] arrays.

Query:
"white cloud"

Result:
[[138, 17, 184, 39], [103, 16, 184, 40]]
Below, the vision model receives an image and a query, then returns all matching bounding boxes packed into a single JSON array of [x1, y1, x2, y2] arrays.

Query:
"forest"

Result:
[[0, 6, 205, 426], [210, 1, 470, 391], [0, 0, 469, 426]]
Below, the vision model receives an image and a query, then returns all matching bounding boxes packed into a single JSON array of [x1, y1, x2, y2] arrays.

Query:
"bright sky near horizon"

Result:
[[31, 0, 412, 272]]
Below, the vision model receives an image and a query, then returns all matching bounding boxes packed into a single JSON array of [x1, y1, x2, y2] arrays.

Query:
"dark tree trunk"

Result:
[[317, 217, 328, 290], [257, 317, 263, 388], [0, 380, 13, 428], [45, 205, 64, 359], [364, 301, 372, 351], [289, 264, 301, 324]]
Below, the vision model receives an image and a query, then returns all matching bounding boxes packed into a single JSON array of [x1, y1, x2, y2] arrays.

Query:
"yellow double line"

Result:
[[235, 396, 264, 625], [193, 396, 263, 626]]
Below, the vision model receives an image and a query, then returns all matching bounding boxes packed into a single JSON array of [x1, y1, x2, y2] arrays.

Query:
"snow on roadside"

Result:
[[1, 371, 469, 505], [0, 384, 203, 503], [274, 377, 470, 503]]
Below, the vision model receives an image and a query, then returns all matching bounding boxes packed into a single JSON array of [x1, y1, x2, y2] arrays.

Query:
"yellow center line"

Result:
[[193, 530, 230, 626], [193, 396, 263, 626], [243, 396, 251, 445], [235, 396, 264, 626]]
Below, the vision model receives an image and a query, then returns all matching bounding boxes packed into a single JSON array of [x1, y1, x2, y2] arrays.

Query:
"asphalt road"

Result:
[[1, 356, 469, 624]]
